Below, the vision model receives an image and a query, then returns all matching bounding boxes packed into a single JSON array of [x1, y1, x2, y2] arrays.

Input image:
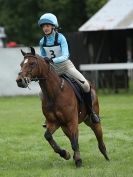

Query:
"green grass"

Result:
[[0, 94, 133, 177]]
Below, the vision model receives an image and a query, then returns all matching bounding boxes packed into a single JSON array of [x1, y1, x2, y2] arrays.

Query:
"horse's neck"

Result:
[[39, 64, 61, 98]]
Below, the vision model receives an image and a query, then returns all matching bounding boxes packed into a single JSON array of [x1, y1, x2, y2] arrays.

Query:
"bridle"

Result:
[[19, 54, 52, 88], [23, 54, 51, 81]]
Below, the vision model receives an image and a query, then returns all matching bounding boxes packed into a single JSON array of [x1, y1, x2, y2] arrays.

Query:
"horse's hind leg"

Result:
[[91, 123, 109, 161], [62, 122, 82, 168], [44, 122, 71, 160], [84, 120, 109, 161]]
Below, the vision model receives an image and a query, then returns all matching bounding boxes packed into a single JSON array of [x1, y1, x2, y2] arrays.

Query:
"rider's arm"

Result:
[[52, 33, 69, 64], [39, 38, 46, 58]]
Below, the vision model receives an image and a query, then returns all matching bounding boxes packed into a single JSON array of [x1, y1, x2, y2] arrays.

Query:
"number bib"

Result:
[[43, 45, 62, 59]]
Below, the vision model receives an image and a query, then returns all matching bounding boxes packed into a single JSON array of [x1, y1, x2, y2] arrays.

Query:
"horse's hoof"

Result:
[[65, 151, 71, 160], [105, 155, 110, 161], [75, 159, 82, 168], [60, 150, 71, 160]]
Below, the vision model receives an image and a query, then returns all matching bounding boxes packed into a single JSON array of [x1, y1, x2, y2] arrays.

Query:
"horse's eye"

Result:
[[30, 62, 36, 67]]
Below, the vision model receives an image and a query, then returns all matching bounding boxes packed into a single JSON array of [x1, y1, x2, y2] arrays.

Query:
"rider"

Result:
[[38, 13, 100, 123]]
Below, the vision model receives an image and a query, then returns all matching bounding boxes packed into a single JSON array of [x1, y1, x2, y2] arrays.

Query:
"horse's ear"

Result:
[[30, 47, 35, 55], [21, 49, 26, 56]]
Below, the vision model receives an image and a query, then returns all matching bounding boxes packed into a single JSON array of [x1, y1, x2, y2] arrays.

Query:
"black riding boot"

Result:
[[84, 91, 100, 123]]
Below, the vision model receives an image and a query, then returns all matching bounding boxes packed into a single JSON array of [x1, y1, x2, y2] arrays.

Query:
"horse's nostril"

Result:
[[16, 78, 22, 83], [16, 78, 27, 88]]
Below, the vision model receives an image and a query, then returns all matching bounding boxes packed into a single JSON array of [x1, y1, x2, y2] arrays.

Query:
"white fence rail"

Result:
[[80, 63, 133, 71], [79, 63, 133, 90]]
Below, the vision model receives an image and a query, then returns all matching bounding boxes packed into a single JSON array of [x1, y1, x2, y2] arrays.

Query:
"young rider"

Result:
[[38, 13, 100, 123]]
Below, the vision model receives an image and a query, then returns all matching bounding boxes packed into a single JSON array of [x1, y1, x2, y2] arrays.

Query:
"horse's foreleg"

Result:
[[90, 123, 109, 161], [62, 123, 82, 167], [44, 122, 71, 160]]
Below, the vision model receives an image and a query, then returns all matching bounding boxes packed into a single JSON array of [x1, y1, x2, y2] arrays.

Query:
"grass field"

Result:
[[0, 93, 133, 177]]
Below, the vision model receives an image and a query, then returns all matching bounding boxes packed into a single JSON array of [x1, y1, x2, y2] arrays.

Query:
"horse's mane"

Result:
[[34, 53, 60, 77]]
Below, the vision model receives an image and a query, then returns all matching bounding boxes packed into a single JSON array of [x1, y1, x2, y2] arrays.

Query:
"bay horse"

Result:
[[16, 47, 109, 167]]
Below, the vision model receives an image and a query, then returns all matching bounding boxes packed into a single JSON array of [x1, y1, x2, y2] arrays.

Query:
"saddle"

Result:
[[61, 74, 84, 104]]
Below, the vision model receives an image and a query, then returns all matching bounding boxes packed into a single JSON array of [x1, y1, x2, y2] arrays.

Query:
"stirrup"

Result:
[[42, 124, 47, 128]]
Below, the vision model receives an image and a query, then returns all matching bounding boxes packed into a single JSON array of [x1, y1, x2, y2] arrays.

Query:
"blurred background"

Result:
[[1, 0, 133, 96], [0, 0, 107, 46]]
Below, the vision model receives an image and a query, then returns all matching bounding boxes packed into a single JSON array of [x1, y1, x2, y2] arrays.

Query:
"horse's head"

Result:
[[16, 47, 42, 88]]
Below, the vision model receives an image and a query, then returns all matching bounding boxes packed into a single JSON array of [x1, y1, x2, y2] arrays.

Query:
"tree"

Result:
[[86, 0, 107, 18], [0, 0, 40, 45], [0, 0, 107, 45]]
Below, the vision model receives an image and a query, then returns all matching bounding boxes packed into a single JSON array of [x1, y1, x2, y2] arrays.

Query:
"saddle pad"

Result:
[[61, 74, 84, 103]]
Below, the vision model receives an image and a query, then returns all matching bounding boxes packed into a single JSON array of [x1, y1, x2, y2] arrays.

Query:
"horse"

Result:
[[16, 47, 109, 167]]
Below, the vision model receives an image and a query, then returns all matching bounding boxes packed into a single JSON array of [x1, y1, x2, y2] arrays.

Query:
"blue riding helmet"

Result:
[[38, 13, 59, 27]]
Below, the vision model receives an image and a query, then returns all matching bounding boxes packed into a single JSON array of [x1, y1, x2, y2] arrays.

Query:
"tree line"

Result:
[[0, 0, 107, 45]]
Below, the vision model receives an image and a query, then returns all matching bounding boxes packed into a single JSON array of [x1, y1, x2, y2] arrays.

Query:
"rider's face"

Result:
[[42, 24, 54, 35]]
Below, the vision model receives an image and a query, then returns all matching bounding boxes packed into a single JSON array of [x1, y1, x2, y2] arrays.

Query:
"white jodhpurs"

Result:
[[52, 60, 90, 92]]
